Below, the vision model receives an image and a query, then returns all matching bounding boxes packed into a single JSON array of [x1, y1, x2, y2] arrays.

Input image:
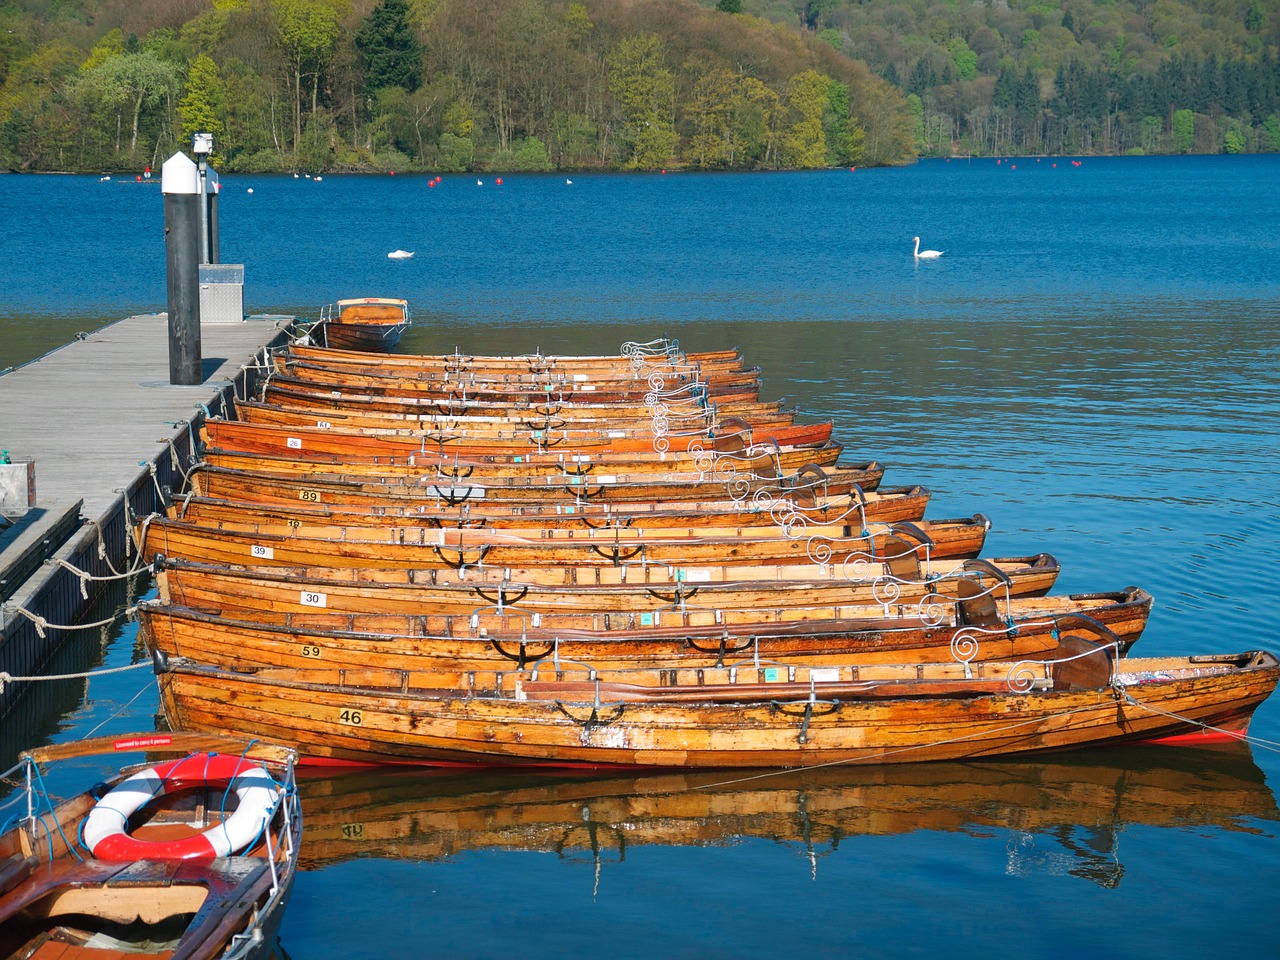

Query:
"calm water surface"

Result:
[[1, 156, 1279, 958]]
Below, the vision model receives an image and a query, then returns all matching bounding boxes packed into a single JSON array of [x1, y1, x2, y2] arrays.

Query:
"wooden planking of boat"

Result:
[[197, 424, 847, 476], [169, 496, 988, 559], [269, 356, 765, 401], [0, 733, 300, 960], [205, 414, 836, 460], [235, 396, 811, 443], [153, 639, 1280, 768], [136, 586, 1151, 673], [316, 298, 410, 353], [283, 336, 746, 376], [146, 547, 1061, 613], [185, 458, 890, 509]]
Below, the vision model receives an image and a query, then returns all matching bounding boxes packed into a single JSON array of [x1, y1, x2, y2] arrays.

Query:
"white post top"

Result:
[[162, 152, 199, 194]]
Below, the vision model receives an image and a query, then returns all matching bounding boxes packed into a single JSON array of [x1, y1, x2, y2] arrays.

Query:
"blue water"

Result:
[[2, 155, 1280, 959]]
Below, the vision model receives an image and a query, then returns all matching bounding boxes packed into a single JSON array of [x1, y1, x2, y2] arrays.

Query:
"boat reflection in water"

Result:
[[295, 744, 1278, 890]]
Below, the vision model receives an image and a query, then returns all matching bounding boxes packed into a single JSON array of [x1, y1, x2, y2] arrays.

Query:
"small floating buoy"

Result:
[[496, 177, 503, 185], [247, 188, 254, 194], [428, 180, 435, 188]]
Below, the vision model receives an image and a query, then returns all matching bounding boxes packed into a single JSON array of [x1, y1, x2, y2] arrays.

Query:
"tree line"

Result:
[[0, 0, 913, 173], [793, 0, 1280, 156]]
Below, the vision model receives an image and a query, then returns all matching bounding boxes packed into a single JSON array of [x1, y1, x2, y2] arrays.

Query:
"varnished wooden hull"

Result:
[[156, 649, 1280, 768], [185, 460, 891, 507], [236, 397, 808, 442], [170, 497, 980, 553], [186, 461, 885, 508], [282, 342, 749, 376], [149, 551, 1061, 612], [261, 380, 795, 423], [272, 359, 763, 401], [198, 433, 847, 477], [137, 586, 1151, 672], [209, 413, 837, 458]]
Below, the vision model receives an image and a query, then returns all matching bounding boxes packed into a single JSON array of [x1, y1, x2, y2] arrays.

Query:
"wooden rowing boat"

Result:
[[154, 642, 1280, 767], [188, 457, 888, 507], [184, 461, 887, 510], [260, 379, 793, 423], [271, 357, 765, 400], [208, 414, 837, 459], [282, 339, 747, 375], [235, 397, 809, 442], [292, 746, 1279, 872], [198, 428, 846, 475], [318, 298, 409, 353], [168, 496, 989, 557], [136, 586, 1151, 672], [0, 733, 300, 960], [146, 550, 1061, 612]]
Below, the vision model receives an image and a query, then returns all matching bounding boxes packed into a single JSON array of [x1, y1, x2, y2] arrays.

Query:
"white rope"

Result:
[[7, 605, 127, 638], [0, 660, 150, 694], [53, 557, 149, 599], [1118, 686, 1280, 755]]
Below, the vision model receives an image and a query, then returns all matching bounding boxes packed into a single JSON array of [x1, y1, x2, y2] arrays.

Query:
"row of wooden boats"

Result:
[[131, 333, 1277, 768]]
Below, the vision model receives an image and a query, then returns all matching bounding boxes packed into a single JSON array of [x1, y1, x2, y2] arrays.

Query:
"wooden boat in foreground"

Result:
[[0, 733, 300, 960], [136, 585, 1150, 672], [317, 297, 409, 353], [154, 641, 1280, 767]]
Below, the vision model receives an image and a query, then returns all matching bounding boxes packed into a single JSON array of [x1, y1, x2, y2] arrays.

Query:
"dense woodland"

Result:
[[0, 0, 1276, 174]]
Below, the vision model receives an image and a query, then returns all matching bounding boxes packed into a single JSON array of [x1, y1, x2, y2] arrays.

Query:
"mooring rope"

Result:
[[0, 660, 150, 695], [1118, 685, 1280, 755], [4, 605, 129, 639], [51, 557, 149, 600]]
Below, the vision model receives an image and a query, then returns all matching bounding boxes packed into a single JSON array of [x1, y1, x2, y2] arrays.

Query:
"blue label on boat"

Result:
[[764, 668, 780, 682], [641, 613, 653, 625]]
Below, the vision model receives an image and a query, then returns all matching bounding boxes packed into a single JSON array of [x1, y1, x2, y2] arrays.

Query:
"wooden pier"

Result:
[[0, 312, 294, 717]]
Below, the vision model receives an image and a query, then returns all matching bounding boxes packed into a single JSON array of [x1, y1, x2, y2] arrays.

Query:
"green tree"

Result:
[[78, 51, 183, 156], [781, 69, 830, 168], [606, 33, 676, 170], [178, 54, 226, 152], [356, 0, 422, 95], [716, 0, 742, 13], [1172, 108, 1194, 152], [273, 0, 346, 152]]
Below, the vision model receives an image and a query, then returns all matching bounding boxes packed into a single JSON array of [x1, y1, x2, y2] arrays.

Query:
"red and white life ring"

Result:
[[83, 753, 282, 862]]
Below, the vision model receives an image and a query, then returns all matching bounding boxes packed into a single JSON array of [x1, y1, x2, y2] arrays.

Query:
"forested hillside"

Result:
[[739, 0, 1280, 156], [0, 0, 911, 173], [0, 0, 1275, 174]]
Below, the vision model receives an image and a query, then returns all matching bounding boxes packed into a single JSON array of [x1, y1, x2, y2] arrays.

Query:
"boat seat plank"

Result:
[[0, 859, 134, 924], [0, 852, 36, 897]]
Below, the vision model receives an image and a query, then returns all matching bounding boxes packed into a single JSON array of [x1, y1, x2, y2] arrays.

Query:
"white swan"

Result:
[[387, 249, 414, 259], [913, 237, 943, 259]]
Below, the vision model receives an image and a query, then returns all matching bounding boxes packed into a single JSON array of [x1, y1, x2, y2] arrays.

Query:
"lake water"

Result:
[[2, 156, 1279, 958]]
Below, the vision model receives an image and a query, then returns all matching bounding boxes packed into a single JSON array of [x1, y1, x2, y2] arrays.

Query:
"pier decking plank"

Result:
[[0, 313, 292, 521]]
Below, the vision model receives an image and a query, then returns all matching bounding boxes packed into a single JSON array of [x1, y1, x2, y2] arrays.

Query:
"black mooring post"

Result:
[[162, 152, 202, 385], [208, 186, 221, 264]]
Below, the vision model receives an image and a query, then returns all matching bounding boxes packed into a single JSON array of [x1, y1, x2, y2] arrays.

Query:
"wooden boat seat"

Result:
[[956, 578, 1001, 627], [339, 305, 404, 323], [0, 853, 36, 898], [881, 535, 921, 582], [1050, 635, 1114, 691]]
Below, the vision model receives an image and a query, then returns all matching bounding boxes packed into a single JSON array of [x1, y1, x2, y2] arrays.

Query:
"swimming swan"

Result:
[[913, 237, 943, 259], [387, 250, 415, 259]]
